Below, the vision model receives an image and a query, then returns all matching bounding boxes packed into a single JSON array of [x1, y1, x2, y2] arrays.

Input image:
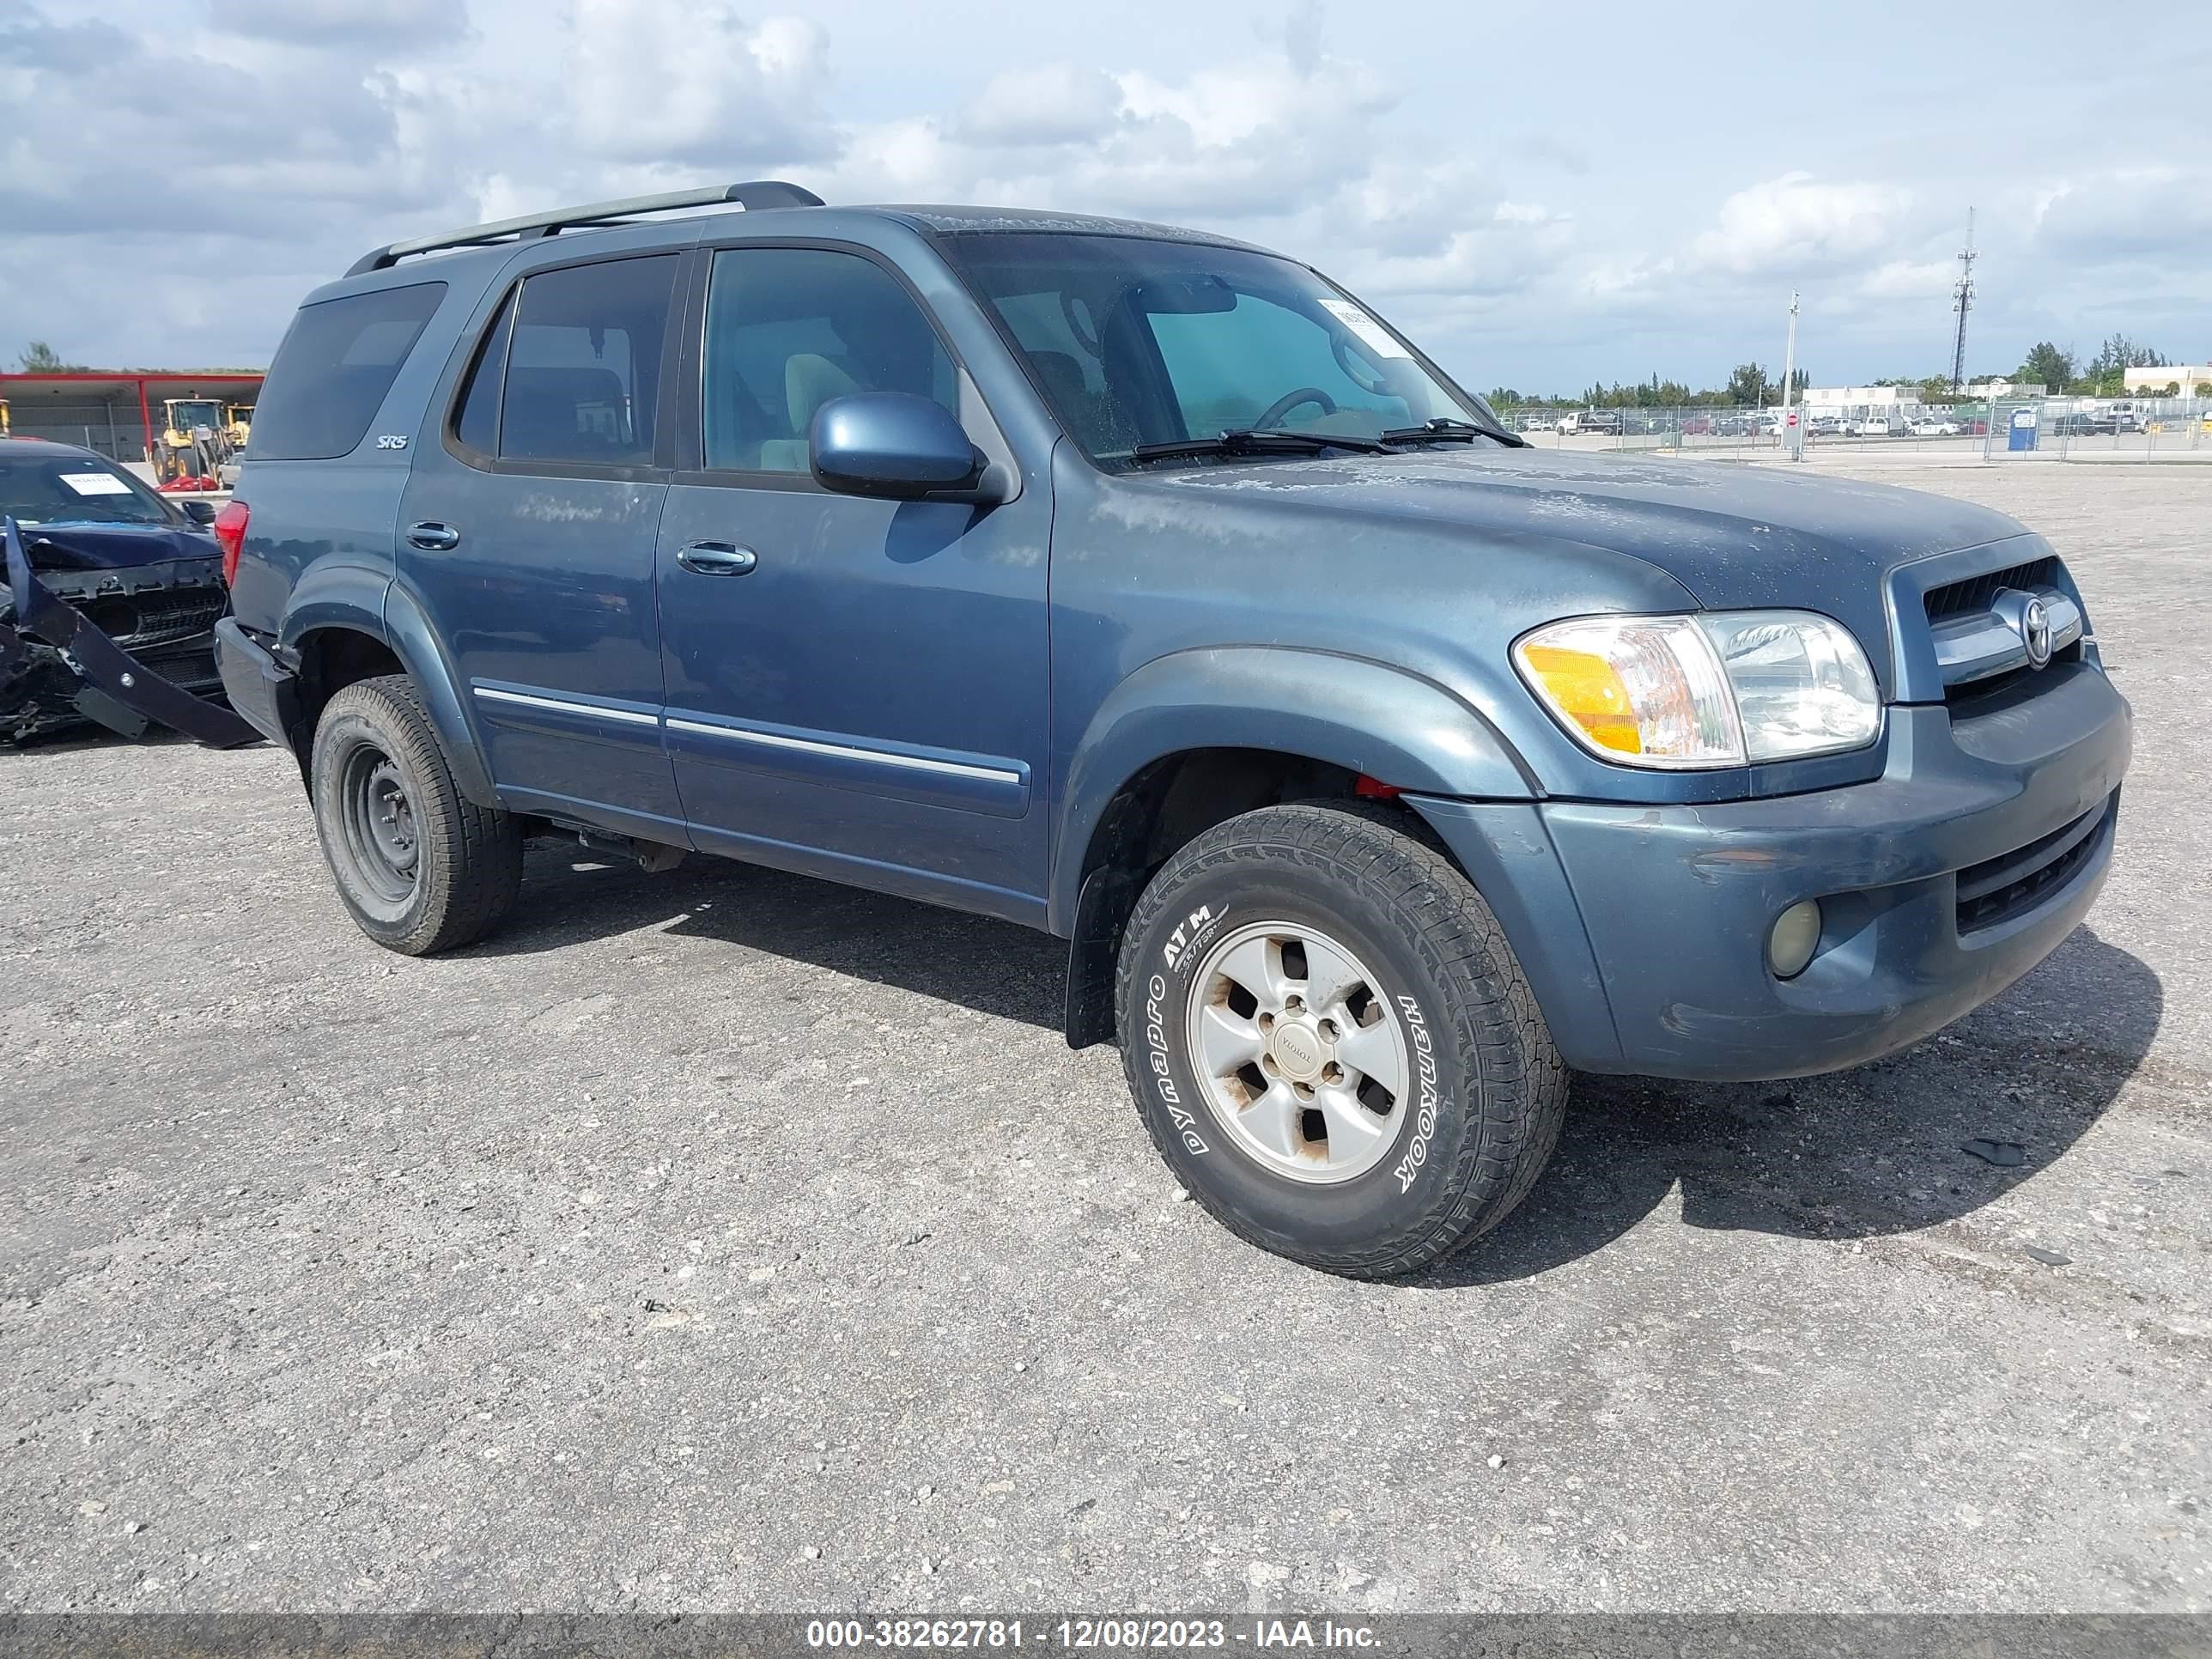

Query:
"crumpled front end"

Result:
[[3, 517, 259, 747]]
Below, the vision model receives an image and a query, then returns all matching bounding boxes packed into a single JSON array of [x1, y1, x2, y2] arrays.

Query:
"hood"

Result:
[[16, 519, 219, 572], [1145, 447, 2039, 684]]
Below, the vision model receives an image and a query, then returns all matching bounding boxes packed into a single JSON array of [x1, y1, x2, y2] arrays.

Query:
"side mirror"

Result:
[[179, 498, 218, 525], [810, 392, 1007, 504]]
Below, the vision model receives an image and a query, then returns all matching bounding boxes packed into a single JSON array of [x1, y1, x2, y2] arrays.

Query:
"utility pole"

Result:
[[1782, 289, 1799, 410], [1950, 208, 1976, 392], [1781, 289, 1802, 460]]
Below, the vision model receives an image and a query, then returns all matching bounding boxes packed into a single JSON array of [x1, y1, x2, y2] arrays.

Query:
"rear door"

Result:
[[398, 252, 685, 842], [652, 241, 1052, 923]]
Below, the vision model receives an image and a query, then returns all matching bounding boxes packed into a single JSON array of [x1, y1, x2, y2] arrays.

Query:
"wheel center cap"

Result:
[[1270, 1019, 1326, 1083]]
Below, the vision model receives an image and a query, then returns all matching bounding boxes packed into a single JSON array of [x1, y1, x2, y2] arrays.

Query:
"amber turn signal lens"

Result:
[[1517, 644, 1643, 754]]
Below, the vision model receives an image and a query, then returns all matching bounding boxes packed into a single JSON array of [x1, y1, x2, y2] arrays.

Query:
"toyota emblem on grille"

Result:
[[2021, 597, 2052, 666]]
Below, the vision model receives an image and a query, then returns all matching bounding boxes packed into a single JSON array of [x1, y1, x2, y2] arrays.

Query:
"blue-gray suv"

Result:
[[209, 180, 2130, 1276]]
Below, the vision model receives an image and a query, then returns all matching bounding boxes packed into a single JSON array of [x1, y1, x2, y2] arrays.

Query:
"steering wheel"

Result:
[[1252, 386, 1338, 429]]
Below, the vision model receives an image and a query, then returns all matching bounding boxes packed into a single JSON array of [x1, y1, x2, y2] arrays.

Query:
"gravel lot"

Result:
[[3, 462, 2206, 1614]]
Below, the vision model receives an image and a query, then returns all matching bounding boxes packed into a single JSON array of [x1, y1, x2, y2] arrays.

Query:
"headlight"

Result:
[[1514, 611, 1879, 769]]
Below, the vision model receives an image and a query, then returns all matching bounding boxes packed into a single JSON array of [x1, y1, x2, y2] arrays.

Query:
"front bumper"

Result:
[[1413, 659, 2132, 1082], [3, 517, 258, 747]]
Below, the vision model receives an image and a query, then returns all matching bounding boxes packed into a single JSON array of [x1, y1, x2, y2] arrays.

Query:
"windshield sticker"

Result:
[[58, 472, 135, 496], [1320, 299, 1411, 359]]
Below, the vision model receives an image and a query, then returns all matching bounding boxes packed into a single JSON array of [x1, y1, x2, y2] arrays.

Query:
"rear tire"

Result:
[[309, 673, 522, 955], [1115, 800, 1567, 1279]]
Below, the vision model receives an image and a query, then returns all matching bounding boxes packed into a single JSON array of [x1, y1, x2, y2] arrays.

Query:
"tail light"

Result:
[[211, 499, 249, 586]]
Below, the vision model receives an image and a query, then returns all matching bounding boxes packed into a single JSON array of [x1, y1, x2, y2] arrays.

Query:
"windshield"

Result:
[[940, 233, 1490, 466], [0, 454, 176, 526]]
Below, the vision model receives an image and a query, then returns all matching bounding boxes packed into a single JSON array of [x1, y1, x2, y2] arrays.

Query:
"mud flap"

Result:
[[3, 516, 261, 748]]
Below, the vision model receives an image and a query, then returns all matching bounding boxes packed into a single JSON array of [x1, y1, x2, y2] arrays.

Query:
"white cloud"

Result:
[[2033, 167, 2212, 264], [957, 64, 1122, 148], [1687, 172, 1917, 277], [562, 1, 836, 168], [3, 0, 2207, 391], [209, 0, 468, 49]]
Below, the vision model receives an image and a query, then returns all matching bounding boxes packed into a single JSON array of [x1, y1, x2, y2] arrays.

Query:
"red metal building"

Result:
[[0, 370, 266, 465]]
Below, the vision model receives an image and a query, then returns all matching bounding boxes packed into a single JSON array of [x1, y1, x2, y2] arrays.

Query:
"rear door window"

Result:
[[496, 256, 678, 467], [251, 283, 446, 460]]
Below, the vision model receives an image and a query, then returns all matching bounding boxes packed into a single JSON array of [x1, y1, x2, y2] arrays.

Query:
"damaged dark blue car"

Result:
[[1, 441, 255, 745]]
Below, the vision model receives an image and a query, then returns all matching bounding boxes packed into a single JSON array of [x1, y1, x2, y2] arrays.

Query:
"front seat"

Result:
[[758, 353, 859, 472]]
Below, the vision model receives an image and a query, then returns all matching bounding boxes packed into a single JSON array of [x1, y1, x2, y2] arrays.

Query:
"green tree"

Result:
[[17, 340, 89, 373], [2196, 381, 2212, 398], [2075, 334, 2168, 396], [1725, 362, 1773, 407], [2015, 341, 2074, 392]]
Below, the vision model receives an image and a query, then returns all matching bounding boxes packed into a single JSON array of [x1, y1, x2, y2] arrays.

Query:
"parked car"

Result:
[[1559, 409, 1623, 437], [1519, 415, 1558, 434], [1909, 416, 1962, 437], [0, 441, 233, 741], [199, 181, 2130, 1278], [1847, 414, 1903, 437], [1808, 415, 1844, 436]]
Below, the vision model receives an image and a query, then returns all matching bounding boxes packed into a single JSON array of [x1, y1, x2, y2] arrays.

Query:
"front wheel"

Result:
[[1115, 801, 1567, 1279], [309, 674, 523, 955]]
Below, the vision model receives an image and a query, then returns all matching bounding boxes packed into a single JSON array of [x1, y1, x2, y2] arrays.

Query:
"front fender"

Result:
[[1049, 645, 1536, 931]]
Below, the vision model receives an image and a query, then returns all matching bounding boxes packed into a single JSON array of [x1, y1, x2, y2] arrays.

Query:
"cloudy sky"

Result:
[[4, 1, 2208, 394]]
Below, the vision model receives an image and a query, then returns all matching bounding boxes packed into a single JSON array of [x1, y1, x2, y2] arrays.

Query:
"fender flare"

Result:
[[280, 567, 499, 808], [1049, 645, 1536, 933]]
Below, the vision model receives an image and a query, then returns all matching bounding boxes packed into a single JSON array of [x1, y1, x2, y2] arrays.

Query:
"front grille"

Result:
[[1954, 796, 2112, 934], [79, 590, 225, 650], [1923, 555, 2060, 622], [1945, 641, 2083, 706]]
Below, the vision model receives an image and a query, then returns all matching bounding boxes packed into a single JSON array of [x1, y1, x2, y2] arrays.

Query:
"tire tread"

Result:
[[312, 673, 522, 955], [1115, 799, 1567, 1278]]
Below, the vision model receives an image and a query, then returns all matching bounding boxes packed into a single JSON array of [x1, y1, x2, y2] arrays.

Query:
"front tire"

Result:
[[309, 674, 522, 955], [1115, 801, 1567, 1278]]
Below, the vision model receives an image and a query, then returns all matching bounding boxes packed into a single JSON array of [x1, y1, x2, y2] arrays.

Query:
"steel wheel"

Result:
[[1184, 919, 1410, 1184], [338, 744, 420, 904]]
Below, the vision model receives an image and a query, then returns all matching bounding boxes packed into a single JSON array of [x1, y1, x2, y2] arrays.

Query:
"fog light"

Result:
[[1767, 900, 1822, 979]]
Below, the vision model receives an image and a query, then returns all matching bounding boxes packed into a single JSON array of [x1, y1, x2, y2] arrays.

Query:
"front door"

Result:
[[654, 243, 1050, 924], [398, 251, 684, 840]]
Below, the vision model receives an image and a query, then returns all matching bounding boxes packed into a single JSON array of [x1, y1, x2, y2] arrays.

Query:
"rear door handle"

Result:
[[407, 521, 460, 551], [677, 541, 757, 576]]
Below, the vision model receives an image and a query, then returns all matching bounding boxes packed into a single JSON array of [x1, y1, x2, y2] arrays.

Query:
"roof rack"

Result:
[[344, 179, 824, 277]]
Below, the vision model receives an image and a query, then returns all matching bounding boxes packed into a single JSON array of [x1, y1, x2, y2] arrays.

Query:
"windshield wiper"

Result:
[[1379, 416, 1526, 449], [1128, 428, 1394, 465]]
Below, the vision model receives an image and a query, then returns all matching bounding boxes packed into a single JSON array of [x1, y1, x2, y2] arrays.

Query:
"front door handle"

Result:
[[677, 541, 757, 576], [407, 521, 461, 551]]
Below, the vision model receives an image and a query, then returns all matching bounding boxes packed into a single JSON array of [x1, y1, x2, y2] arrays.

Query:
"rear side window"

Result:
[[452, 291, 514, 456], [251, 283, 445, 460], [495, 255, 678, 466]]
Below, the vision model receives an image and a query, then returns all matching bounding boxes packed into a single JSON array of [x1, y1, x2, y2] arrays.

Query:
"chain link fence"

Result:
[[1493, 399, 2212, 462]]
